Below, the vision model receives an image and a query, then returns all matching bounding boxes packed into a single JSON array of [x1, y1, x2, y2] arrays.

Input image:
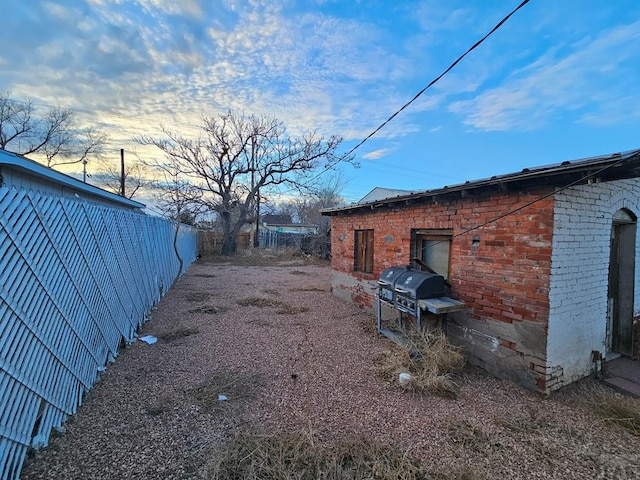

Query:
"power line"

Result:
[[294, 0, 532, 191], [380, 154, 631, 268]]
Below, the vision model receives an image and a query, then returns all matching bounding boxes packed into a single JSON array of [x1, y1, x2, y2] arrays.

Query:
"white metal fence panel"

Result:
[[0, 187, 198, 480]]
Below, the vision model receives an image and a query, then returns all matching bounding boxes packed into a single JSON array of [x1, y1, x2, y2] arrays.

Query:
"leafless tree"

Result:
[[277, 172, 346, 257], [149, 157, 204, 225], [0, 92, 108, 168], [137, 110, 350, 255], [96, 152, 150, 199]]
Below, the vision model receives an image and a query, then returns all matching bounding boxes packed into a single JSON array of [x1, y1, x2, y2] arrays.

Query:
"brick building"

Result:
[[322, 149, 640, 394]]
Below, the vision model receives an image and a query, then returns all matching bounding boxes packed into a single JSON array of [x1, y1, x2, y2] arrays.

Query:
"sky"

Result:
[[1, 0, 639, 204]]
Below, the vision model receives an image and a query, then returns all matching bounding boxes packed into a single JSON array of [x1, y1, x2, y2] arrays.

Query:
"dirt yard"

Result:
[[20, 251, 640, 479]]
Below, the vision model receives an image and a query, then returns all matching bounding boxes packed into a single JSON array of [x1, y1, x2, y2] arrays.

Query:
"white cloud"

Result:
[[448, 20, 640, 131], [363, 149, 391, 160]]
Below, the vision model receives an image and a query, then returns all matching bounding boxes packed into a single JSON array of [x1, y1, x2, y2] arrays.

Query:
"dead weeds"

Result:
[[202, 429, 428, 480], [374, 329, 465, 398], [589, 390, 640, 436], [186, 292, 212, 302], [291, 286, 327, 292], [237, 296, 309, 315], [156, 327, 200, 341], [201, 247, 326, 267], [188, 304, 228, 315], [146, 395, 174, 416], [188, 371, 262, 414], [447, 419, 502, 453]]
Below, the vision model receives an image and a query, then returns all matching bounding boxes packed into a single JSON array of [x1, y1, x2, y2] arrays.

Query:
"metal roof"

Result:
[[322, 148, 640, 216], [0, 149, 145, 209]]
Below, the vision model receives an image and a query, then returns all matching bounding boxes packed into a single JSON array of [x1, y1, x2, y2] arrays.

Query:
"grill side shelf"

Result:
[[418, 297, 465, 314]]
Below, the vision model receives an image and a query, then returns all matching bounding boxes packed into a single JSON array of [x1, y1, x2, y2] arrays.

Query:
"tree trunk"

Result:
[[220, 210, 236, 256]]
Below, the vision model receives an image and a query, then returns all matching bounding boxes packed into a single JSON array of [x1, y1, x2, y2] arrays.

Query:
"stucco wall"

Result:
[[329, 187, 555, 393], [548, 178, 640, 388]]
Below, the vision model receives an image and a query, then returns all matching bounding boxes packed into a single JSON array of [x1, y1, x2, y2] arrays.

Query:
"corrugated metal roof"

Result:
[[0, 149, 145, 209], [323, 148, 640, 216]]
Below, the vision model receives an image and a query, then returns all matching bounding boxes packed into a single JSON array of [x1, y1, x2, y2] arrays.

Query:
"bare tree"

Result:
[[292, 172, 346, 257], [149, 157, 204, 225], [96, 152, 150, 199], [138, 110, 350, 255], [0, 92, 108, 168]]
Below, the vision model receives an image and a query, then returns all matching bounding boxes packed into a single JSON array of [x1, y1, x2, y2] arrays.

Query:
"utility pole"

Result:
[[120, 148, 125, 197], [251, 135, 260, 248]]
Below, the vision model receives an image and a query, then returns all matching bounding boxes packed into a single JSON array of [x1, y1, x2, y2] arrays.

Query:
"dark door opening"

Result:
[[607, 209, 636, 357]]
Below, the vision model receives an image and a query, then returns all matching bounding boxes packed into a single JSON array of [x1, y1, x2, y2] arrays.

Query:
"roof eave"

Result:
[[322, 149, 640, 216], [0, 149, 146, 209]]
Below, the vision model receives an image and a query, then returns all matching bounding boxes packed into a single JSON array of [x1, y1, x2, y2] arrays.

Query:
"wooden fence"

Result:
[[0, 187, 198, 480]]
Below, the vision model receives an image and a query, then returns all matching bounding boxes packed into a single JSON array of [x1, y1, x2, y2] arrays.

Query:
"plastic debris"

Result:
[[218, 394, 228, 401], [139, 335, 158, 345], [398, 372, 412, 386]]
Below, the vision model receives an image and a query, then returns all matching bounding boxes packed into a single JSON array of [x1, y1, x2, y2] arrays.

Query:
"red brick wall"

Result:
[[329, 188, 556, 391]]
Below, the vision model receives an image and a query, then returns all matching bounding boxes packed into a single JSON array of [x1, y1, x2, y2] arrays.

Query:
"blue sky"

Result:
[[2, 0, 639, 203]]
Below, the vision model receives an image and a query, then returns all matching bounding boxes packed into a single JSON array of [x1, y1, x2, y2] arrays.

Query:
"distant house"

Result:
[[0, 149, 144, 210], [261, 214, 318, 234], [322, 149, 640, 395]]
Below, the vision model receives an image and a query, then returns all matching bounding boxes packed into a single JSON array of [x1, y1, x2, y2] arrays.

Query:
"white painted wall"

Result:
[[548, 178, 640, 385]]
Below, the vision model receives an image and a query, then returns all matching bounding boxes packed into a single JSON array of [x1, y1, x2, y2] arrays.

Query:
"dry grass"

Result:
[[202, 247, 325, 267], [188, 304, 228, 314], [145, 395, 174, 416], [447, 419, 502, 453], [237, 296, 282, 308], [588, 389, 640, 436], [498, 407, 551, 434], [291, 286, 327, 292], [237, 296, 310, 315], [374, 330, 465, 398], [156, 326, 200, 341], [186, 292, 212, 302], [261, 288, 281, 296], [188, 370, 262, 414], [202, 429, 427, 480]]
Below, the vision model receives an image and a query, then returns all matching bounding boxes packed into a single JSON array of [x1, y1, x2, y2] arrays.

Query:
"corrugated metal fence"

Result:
[[0, 187, 198, 480]]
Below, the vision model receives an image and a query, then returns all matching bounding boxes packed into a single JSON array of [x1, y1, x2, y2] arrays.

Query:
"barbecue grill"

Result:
[[376, 265, 464, 334]]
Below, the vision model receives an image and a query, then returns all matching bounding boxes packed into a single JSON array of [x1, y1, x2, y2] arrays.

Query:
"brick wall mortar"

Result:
[[330, 188, 554, 392]]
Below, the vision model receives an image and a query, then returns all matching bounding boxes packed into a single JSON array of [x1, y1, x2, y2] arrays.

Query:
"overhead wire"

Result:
[[379, 154, 632, 267], [287, 0, 532, 193]]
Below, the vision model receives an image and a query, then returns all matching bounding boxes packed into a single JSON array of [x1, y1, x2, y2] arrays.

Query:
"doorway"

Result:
[[607, 209, 636, 357]]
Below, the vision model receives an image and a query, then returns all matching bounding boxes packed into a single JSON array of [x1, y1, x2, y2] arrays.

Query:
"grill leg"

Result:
[[377, 297, 382, 333]]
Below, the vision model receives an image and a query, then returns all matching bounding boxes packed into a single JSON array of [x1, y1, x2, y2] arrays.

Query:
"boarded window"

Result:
[[354, 230, 374, 273], [412, 229, 452, 279]]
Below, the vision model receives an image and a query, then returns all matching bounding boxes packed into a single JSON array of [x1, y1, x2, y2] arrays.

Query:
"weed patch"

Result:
[[156, 327, 200, 341], [374, 330, 465, 398], [188, 371, 262, 414], [448, 419, 502, 453], [188, 305, 228, 315], [237, 296, 309, 315], [291, 287, 327, 292], [146, 395, 173, 416], [290, 269, 310, 275], [261, 288, 281, 296], [186, 292, 212, 302], [590, 391, 640, 436], [202, 429, 427, 479]]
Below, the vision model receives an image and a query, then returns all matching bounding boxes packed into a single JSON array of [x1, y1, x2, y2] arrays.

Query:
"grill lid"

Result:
[[394, 270, 445, 299], [378, 265, 411, 287]]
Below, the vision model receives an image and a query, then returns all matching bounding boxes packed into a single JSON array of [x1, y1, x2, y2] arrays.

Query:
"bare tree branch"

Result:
[[137, 110, 353, 255]]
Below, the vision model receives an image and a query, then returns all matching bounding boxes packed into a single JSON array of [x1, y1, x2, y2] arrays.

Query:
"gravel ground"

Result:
[[21, 253, 640, 479]]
